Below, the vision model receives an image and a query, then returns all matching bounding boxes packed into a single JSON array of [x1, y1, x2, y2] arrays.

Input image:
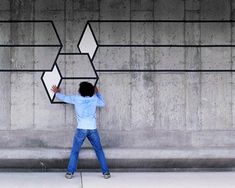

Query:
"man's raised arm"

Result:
[[95, 87, 105, 107], [51, 85, 75, 104]]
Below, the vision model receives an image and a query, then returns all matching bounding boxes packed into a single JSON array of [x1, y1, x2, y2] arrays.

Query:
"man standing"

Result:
[[51, 82, 110, 179]]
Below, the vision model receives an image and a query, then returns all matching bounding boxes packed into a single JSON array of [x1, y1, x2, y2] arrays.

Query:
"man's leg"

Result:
[[87, 129, 109, 174], [67, 129, 87, 174]]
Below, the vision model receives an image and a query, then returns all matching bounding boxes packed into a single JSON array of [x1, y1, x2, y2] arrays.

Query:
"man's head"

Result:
[[78, 82, 95, 97]]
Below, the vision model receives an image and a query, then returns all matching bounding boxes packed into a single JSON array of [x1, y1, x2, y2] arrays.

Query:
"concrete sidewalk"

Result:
[[0, 172, 235, 188]]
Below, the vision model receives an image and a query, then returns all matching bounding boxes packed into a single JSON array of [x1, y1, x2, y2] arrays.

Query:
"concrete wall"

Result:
[[1, 0, 235, 170]]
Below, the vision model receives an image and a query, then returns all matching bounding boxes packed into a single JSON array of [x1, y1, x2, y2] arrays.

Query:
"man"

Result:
[[51, 82, 110, 179]]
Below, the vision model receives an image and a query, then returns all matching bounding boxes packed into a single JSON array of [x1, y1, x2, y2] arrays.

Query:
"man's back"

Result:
[[55, 92, 105, 129]]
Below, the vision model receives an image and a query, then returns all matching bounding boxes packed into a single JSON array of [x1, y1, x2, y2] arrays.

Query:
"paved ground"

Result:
[[0, 172, 235, 188]]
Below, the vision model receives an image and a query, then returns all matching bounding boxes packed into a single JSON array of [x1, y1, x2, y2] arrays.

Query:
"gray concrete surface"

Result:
[[0, 172, 235, 188], [0, 172, 82, 188], [82, 172, 235, 188], [1, 0, 235, 169]]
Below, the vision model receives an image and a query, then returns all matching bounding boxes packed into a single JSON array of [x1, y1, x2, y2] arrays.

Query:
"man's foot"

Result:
[[65, 172, 73, 179], [103, 172, 111, 179]]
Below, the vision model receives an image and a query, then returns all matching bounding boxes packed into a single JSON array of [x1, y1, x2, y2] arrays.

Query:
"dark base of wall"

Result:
[[1, 158, 235, 172]]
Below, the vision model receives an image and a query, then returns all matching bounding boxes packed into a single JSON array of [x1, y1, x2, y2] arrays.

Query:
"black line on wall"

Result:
[[96, 69, 235, 73], [0, 45, 61, 47], [99, 44, 235, 47], [88, 20, 235, 23]]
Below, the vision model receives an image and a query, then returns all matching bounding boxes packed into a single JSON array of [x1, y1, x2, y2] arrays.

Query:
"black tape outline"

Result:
[[85, 20, 235, 73], [0, 20, 63, 72], [0, 20, 64, 104], [2, 20, 235, 104], [77, 23, 99, 61], [42, 53, 99, 104], [41, 63, 63, 103], [57, 53, 99, 80]]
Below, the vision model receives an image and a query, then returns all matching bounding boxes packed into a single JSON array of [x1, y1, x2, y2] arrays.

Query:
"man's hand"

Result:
[[51, 85, 61, 93], [95, 86, 99, 94]]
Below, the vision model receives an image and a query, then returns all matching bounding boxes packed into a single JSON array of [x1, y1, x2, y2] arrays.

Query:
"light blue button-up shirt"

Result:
[[56, 92, 105, 129]]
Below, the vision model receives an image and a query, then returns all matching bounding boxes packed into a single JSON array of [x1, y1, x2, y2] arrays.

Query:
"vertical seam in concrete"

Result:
[[64, 0, 67, 53], [98, 0, 101, 129], [183, 0, 187, 131], [153, 0, 156, 129], [130, 0, 132, 129], [9, 0, 13, 130], [230, 0, 233, 128], [64, 0, 67, 132], [153, 0, 155, 120], [199, 0, 202, 130], [32, 0, 36, 129], [80, 172, 83, 188]]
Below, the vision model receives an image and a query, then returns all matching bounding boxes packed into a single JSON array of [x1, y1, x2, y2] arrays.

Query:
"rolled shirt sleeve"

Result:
[[55, 93, 76, 104], [96, 92, 105, 107]]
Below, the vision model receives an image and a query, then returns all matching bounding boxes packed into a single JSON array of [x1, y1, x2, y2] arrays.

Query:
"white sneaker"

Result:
[[65, 172, 73, 179], [103, 172, 111, 179]]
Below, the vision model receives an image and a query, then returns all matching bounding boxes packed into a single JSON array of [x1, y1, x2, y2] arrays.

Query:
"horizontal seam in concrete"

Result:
[[1, 148, 235, 159]]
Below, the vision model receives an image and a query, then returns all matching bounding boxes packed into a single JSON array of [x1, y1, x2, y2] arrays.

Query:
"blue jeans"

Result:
[[67, 129, 109, 174]]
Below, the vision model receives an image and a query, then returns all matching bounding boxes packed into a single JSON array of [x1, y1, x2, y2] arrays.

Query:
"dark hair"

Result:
[[78, 82, 95, 97]]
